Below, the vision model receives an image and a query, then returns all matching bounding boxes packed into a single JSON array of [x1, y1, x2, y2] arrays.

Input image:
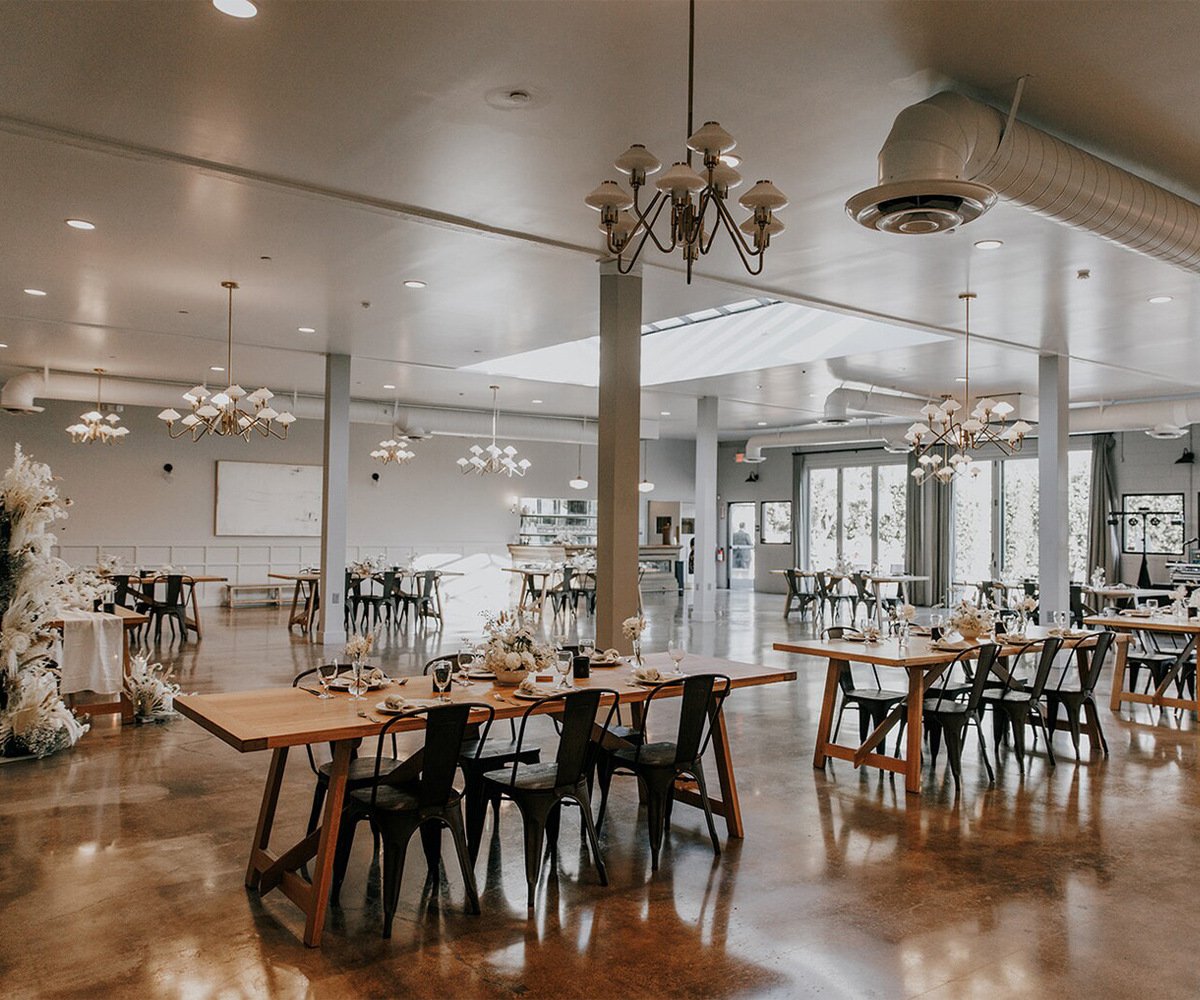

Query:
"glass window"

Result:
[[1121, 493, 1185, 555], [760, 501, 792, 544], [841, 467, 874, 567], [808, 468, 839, 569], [1068, 451, 1091, 580], [876, 464, 907, 572], [1001, 459, 1039, 580], [953, 463, 993, 583]]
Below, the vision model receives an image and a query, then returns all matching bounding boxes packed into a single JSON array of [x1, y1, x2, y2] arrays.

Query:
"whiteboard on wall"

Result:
[[215, 461, 323, 536]]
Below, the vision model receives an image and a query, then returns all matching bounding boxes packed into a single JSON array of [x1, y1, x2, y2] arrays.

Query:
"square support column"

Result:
[[1038, 353, 1069, 618], [693, 396, 719, 622], [318, 352, 351, 646], [596, 261, 642, 651]]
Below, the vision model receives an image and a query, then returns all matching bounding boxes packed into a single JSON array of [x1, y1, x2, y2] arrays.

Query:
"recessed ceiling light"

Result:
[[297, 326, 316, 333], [1148, 295, 1173, 304], [531, 399, 543, 404], [23, 288, 46, 296], [383, 383, 396, 390], [955, 376, 968, 383], [210, 366, 225, 373], [213, 0, 257, 18], [403, 280, 427, 289], [660, 410, 671, 416], [65, 219, 95, 230], [0, 343, 8, 349], [974, 239, 1004, 250], [757, 420, 768, 426]]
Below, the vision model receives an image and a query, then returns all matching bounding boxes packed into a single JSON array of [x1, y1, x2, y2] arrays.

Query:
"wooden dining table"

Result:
[[52, 605, 149, 723], [1084, 611, 1200, 716], [774, 627, 1114, 794], [174, 652, 795, 947]]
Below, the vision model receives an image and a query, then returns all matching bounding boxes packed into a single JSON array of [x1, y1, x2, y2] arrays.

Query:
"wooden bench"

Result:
[[225, 583, 285, 609]]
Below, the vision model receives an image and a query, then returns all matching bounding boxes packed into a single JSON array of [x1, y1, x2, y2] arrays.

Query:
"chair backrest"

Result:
[[420, 570, 437, 599], [1080, 630, 1115, 693], [850, 572, 871, 600], [928, 645, 996, 712], [964, 643, 1000, 711], [638, 673, 731, 765], [161, 574, 186, 607], [558, 566, 574, 591], [110, 574, 132, 607], [813, 572, 831, 599], [1026, 636, 1065, 700], [506, 688, 619, 789], [373, 703, 493, 809], [783, 569, 800, 597]]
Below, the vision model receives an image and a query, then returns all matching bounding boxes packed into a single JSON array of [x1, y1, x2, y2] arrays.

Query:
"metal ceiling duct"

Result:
[[846, 91, 1200, 272], [0, 371, 45, 413]]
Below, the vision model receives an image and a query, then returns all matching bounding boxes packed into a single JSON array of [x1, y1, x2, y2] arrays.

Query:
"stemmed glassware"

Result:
[[579, 637, 595, 661], [431, 660, 453, 702], [1052, 610, 1069, 633], [349, 658, 367, 700], [317, 659, 338, 699], [555, 650, 573, 689], [667, 639, 685, 674]]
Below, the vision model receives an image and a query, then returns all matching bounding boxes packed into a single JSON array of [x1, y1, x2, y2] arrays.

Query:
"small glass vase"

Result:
[[349, 656, 367, 699], [631, 638, 643, 669]]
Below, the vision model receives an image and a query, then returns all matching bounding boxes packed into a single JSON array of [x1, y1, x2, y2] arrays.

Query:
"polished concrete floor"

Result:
[[3, 589, 1199, 999]]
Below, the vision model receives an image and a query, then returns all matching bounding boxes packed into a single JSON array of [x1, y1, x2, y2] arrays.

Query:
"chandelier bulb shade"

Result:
[[158, 281, 295, 441], [67, 368, 130, 444], [371, 401, 417, 466], [584, 1, 785, 284], [457, 386, 531, 477], [908, 291, 1030, 485]]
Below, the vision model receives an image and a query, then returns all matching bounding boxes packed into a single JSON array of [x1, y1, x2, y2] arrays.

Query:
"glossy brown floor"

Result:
[[3, 592, 1198, 999]]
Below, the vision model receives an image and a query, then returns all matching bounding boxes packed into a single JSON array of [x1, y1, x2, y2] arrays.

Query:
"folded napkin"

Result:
[[591, 648, 622, 663], [56, 611, 123, 695], [384, 694, 409, 710], [518, 675, 558, 697]]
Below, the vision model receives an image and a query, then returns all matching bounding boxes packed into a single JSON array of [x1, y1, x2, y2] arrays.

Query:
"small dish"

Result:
[[375, 698, 439, 715]]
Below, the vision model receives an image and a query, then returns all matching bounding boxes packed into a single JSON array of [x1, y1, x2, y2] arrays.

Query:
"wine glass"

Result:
[[668, 639, 685, 674], [1053, 610, 1068, 633], [317, 659, 338, 699], [556, 650, 573, 689], [432, 660, 453, 703], [579, 637, 595, 661]]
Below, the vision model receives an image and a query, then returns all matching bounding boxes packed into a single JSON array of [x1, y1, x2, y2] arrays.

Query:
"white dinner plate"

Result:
[[375, 698, 439, 715], [631, 671, 686, 685], [329, 676, 388, 691], [512, 687, 561, 700]]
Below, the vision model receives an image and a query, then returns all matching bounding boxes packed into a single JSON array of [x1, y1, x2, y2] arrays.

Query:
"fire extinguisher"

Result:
[[716, 546, 725, 563]]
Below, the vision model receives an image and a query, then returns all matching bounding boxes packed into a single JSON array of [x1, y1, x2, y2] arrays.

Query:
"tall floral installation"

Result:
[[0, 445, 108, 758]]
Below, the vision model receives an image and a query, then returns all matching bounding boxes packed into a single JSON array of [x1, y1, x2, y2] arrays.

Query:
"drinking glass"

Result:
[[579, 637, 595, 661], [432, 661, 453, 702], [349, 658, 367, 700], [317, 659, 338, 700], [668, 639, 685, 673], [549, 650, 569, 689], [1053, 610, 1068, 632]]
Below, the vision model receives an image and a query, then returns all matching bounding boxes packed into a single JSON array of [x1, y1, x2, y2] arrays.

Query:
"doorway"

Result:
[[728, 502, 756, 589]]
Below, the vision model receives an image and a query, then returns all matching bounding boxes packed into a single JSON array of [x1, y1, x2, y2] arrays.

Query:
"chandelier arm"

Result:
[[710, 193, 767, 259], [630, 193, 678, 255], [616, 209, 672, 270]]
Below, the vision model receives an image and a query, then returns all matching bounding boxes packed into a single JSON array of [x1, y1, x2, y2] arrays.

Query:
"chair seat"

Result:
[[980, 690, 1034, 705], [319, 756, 405, 785], [613, 741, 678, 768], [349, 783, 458, 814], [609, 724, 644, 744], [485, 761, 561, 791], [844, 688, 906, 705], [459, 738, 539, 764], [923, 699, 970, 715]]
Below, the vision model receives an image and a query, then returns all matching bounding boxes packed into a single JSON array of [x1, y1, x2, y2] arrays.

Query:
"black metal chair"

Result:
[[1022, 581, 1040, 624], [398, 570, 439, 628], [1069, 583, 1099, 629], [145, 574, 191, 644], [549, 566, 578, 618], [355, 570, 396, 629], [1043, 631, 1115, 759], [824, 626, 908, 744], [979, 637, 1063, 770], [482, 688, 618, 910], [599, 674, 731, 871], [333, 702, 494, 936], [849, 571, 877, 625], [923, 644, 1000, 790], [1127, 629, 1191, 696], [783, 569, 817, 620]]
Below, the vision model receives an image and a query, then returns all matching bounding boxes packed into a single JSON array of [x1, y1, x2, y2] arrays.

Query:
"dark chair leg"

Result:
[[1083, 699, 1109, 757], [545, 801, 562, 864], [1031, 705, 1056, 767], [972, 714, 995, 783], [644, 777, 669, 872], [380, 822, 416, 938], [1005, 704, 1028, 770], [307, 780, 327, 836], [419, 821, 442, 881], [463, 769, 488, 865], [575, 787, 607, 886], [445, 807, 480, 915], [832, 700, 848, 742], [692, 763, 721, 857], [857, 704, 871, 743], [517, 799, 551, 911], [927, 719, 943, 770], [331, 810, 365, 905], [595, 758, 616, 831], [941, 720, 965, 790]]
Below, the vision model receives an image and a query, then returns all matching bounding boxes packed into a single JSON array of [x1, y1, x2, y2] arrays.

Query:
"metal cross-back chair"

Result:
[[332, 701, 495, 936], [481, 688, 619, 910], [597, 673, 732, 871], [783, 569, 817, 620], [979, 636, 1064, 770], [824, 625, 908, 744], [923, 643, 1000, 790], [1042, 630, 1115, 760], [848, 571, 877, 625], [145, 573, 193, 644]]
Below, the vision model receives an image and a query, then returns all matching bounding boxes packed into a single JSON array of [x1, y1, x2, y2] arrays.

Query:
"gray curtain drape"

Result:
[[906, 454, 952, 606], [1087, 433, 1120, 582], [792, 452, 806, 568]]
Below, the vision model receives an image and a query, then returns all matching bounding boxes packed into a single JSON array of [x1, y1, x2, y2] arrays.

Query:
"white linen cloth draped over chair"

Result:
[[55, 611, 123, 695]]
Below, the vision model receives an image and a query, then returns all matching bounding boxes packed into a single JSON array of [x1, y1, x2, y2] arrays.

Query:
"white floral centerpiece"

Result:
[[482, 611, 555, 685], [0, 445, 95, 758], [948, 600, 994, 641], [124, 654, 182, 722], [622, 614, 647, 666]]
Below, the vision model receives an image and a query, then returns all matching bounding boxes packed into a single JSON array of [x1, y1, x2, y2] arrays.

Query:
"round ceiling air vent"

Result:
[[1146, 423, 1188, 439], [845, 179, 997, 234]]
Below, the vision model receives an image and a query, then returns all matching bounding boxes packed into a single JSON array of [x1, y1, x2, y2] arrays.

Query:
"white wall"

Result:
[[717, 442, 794, 594], [0, 400, 696, 605]]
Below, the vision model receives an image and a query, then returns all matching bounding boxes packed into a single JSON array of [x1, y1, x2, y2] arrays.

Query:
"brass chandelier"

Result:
[[457, 385, 530, 477], [584, 0, 787, 284], [371, 403, 417, 466], [66, 368, 130, 444], [906, 292, 1032, 485], [157, 281, 296, 441]]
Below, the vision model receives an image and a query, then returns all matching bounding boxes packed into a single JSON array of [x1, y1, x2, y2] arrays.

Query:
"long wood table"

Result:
[[175, 652, 794, 947], [53, 606, 149, 723], [269, 572, 319, 633], [1085, 612, 1200, 716], [775, 628, 1111, 794]]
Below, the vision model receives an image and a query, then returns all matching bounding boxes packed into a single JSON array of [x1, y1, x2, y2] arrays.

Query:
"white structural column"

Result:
[[693, 395, 719, 622], [1038, 352, 1069, 617], [317, 352, 351, 646], [596, 260, 643, 651]]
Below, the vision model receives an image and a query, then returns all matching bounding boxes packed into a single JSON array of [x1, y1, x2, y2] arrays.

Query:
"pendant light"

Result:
[[569, 419, 589, 490], [638, 440, 655, 493], [66, 369, 130, 444]]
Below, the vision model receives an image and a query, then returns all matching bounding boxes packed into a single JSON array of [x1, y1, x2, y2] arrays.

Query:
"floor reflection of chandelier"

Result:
[[906, 292, 1032, 485], [457, 385, 531, 477], [157, 281, 296, 441], [67, 368, 130, 444]]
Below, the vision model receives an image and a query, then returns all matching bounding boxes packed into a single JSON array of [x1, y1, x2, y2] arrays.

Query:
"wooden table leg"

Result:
[[904, 667, 925, 795], [287, 581, 304, 630], [306, 580, 320, 634], [1109, 632, 1129, 712], [188, 585, 203, 639], [246, 747, 289, 889], [302, 740, 351, 947], [812, 658, 842, 770], [709, 707, 744, 839]]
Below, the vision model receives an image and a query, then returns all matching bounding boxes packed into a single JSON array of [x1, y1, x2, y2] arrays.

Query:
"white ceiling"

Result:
[[2, 0, 1199, 440]]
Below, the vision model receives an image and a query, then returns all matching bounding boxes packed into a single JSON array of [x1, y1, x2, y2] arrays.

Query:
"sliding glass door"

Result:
[[805, 463, 907, 569]]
